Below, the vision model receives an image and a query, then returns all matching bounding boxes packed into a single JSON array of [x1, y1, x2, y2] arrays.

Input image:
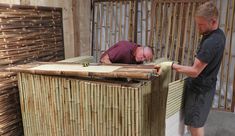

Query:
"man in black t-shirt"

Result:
[[171, 2, 226, 136]]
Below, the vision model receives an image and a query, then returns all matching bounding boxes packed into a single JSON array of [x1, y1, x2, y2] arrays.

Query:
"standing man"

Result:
[[171, 2, 225, 136], [100, 40, 154, 64]]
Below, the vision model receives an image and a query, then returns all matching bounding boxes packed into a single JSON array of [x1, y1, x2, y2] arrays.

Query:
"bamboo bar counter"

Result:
[[8, 61, 185, 136]]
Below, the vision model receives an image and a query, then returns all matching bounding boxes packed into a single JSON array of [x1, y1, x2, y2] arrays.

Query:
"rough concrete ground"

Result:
[[205, 110, 235, 136]]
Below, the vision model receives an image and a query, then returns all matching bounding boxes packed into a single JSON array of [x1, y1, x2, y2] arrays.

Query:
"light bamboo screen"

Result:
[[17, 73, 154, 136], [166, 80, 184, 119], [92, 0, 137, 62], [0, 4, 64, 135], [92, 0, 235, 111]]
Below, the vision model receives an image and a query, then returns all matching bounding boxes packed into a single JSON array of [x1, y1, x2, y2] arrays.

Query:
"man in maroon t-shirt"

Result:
[[100, 41, 154, 64]]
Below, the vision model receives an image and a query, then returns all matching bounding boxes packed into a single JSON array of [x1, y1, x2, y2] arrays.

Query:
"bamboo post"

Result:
[[109, 1, 114, 47], [186, 2, 196, 66], [169, 3, 177, 60], [159, 2, 165, 57], [123, 1, 127, 40], [232, 65, 235, 112], [218, 0, 230, 109], [119, 1, 123, 41], [164, 3, 173, 58], [180, 3, 190, 79], [105, 2, 109, 50], [224, 0, 235, 110]]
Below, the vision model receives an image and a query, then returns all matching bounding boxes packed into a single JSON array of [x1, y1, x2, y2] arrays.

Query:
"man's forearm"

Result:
[[172, 63, 200, 78]]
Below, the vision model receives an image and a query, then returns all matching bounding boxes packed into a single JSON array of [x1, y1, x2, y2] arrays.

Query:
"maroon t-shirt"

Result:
[[100, 41, 140, 64]]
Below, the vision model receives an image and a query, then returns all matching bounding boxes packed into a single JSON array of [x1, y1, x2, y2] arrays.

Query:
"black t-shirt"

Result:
[[191, 28, 226, 90]]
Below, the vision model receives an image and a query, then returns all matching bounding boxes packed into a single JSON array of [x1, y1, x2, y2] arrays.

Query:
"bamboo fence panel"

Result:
[[213, 0, 235, 111], [92, 0, 235, 111], [92, 0, 136, 62], [0, 3, 64, 136], [16, 72, 156, 136]]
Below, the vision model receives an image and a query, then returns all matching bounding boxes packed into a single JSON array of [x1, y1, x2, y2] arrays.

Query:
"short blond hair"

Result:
[[195, 1, 218, 21]]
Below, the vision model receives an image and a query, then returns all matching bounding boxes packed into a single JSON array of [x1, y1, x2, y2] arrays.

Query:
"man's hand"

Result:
[[100, 54, 112, 64], [154, 61, 174, 75]]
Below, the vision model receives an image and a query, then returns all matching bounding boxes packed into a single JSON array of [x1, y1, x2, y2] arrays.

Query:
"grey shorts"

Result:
[[184, 78, 216, 128]]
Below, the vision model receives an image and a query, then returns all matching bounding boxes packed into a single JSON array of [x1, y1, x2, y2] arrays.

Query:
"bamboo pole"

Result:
[[164, 3, 173, 58], [119, 1, 123, 41], [218, 0, 230, 109], [158, 2, 165, 57], [186, 2, 196, 66], [109, 2, 114, 47], [224, 0, 235, 110], [169, 2, 177, 60], [105, 2, 110, 50], [123, 1, 127, 40], [145, 0, 149, 46], [232, 65, 235, 112], [180, 3, 190, 79]]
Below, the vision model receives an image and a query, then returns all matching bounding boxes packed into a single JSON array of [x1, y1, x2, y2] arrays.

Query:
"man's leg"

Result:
[[189, 126, 204, 136]]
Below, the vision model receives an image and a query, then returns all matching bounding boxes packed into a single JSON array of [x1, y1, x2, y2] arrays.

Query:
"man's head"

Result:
[[135, 46, 154, 63], [195, 1, 219, 35]]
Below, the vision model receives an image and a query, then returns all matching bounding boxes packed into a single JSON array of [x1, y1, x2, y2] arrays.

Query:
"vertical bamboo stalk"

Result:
[[121, 87, 125, 136], [149, 0, 156, 48], [105, 2, 110, 50], [99, 84, 103, 136], [140, 0, 143, 45], [131, 88, 135, 136], [135, 88, 139, 136], [164, 3, 173, 58], [99, 3, 104, 60], [180, 3, 190, 79], [225, 0, 235, 110], [218, 0, 230, 109], [186, 2, 196, 66], [232, 65, 235, 112], [159, 2, 166, 57], [80, 81, 84, 136], [128, 1, 134, 41], [169, 3, 177, 60], [119, 1, 123, 41], [128, 87, 131, 136], [124, 1, 128, 40], [145, 0, 149, 46], [109, 2, 114, 47], [91, 83, 94, 136], [155, 2, 161, 58], [173, 2, 184, 81], [95, 3, 100, 62]]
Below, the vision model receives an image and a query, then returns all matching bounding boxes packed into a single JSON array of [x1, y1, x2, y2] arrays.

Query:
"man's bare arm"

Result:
[[172, 58, 207, 78]]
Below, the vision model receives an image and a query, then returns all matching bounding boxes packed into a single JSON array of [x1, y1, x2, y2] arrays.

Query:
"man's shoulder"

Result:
[[203, 29, 225, 48]]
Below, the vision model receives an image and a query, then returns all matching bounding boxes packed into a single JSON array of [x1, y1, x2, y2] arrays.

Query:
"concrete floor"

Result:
[[205, 110, 235, 136]]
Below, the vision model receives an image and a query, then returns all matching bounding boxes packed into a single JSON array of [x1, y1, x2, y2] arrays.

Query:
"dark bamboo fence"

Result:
[[0, 4, 64, 135]]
